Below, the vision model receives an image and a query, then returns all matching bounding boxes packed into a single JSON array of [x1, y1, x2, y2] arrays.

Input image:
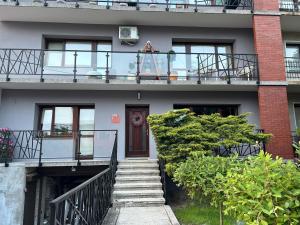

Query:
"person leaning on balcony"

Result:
[[142, 41, 158, 53]]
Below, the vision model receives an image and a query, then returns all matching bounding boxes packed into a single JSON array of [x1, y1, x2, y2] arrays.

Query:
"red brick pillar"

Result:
[[253, 1, 294, 158]]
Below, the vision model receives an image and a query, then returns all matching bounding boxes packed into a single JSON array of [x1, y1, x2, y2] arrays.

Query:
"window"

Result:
[[45, 40, 112, 76], [294, 104, 300, 128], [171, 43, 233, 79], [39, 105, 95, 137], [173, 104, 238, 117], [286, 45, 300, 58]]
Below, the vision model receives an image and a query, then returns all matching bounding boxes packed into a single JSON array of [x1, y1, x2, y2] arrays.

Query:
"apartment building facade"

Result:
[[0, 0, 299, 224]]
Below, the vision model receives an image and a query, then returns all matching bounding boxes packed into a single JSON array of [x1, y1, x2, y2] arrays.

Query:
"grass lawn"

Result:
[[173, 203, 237, 225]]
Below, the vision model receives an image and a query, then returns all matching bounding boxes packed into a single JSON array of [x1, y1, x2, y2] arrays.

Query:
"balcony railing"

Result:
[[280, 0, 299, 11], [4, 0, 253, 10], [285, 57, 300, 80], [0, 49, 259, 84], [0, 129, 118, 166]]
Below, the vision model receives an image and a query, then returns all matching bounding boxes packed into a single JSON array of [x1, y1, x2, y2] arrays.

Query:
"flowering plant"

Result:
[[0, 128, 13, 162]]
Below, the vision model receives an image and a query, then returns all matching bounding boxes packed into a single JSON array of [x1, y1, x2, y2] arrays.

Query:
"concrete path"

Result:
[[102, 206, 180, 225]]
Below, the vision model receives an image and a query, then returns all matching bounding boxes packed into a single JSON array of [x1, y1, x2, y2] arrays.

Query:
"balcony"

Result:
[[0, 129, 117, 167], [285, 57, 300, 81], [0, 49, 259, 90], [0, 0, 253, 27], [280, 0, 299, 12]]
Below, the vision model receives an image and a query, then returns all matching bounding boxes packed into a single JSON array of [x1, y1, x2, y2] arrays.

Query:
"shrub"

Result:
[[0, 128, 13, 163], [173, 154, 241, 225], [148, 109, 270, 175], [223, 152, 300, 225]]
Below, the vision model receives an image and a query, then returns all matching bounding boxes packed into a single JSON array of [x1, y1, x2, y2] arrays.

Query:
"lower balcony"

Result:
[[0, 49, 259, 90], [285, 57, 300, 81], [0, 129, 117, 167]]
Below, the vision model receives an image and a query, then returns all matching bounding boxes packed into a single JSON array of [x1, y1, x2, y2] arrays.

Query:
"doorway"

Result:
[[125, 105, 149, 157]]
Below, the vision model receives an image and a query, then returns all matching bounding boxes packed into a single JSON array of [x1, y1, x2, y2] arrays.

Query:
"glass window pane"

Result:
[[171, 45, 187, 78], [79, 109, 95, 131], [80, 137, 93, 156], [65, 42, 92, 67], [46, 42, 64, 66], [191, 45, 215, 54], [54, 107, 73, 135], [41, 109, 53, 134], [97, 43, 112, 73], [286, 46, 300, 58]]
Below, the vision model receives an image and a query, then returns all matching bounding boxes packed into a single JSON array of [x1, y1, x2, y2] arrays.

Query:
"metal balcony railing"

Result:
[[285, 57, 300, 80], [280, 0, 299, 11], [0, 49, 259, 84], [0, 129, 118, 166], [4, 0, 253, 10]]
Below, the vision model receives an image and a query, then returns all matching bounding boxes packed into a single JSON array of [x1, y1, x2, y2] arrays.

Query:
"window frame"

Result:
[[38, 105, 95, 138], [172, 42, 234, 72], [173, 104, 239, 117], [45, 39, 112, 69]]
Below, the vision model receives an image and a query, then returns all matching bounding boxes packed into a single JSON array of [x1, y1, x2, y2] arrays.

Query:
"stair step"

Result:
[[117, 164, 159, 169], [115, 176, 161, 182], [114, 182, 162, 191], [113, 190, 164, 199], [113, 197, 165, 207], [116, 169, 159, 176], [118, 159, 158, 164]]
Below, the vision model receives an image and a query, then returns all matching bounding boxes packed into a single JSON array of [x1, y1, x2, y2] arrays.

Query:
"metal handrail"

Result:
[[49, 131, 118, 225], [0, 48, 259, 83]]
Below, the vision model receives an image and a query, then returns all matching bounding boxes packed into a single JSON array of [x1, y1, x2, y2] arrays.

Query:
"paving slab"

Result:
[[102, 206, 180, 225]]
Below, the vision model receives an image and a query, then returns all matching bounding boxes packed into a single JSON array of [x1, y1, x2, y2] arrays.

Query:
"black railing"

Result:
[[158, 158, 167, 204], [5, 0, 253, 10], [285, 57, 300, 80], [214, 129, 266, 157], [49, 132, 117, 225], [280, 0, 299, 11], [0, 49, 259, 83], [0, 129, 118, 166]]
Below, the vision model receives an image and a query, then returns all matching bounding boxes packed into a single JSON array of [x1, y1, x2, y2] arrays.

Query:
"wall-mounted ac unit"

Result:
[[119, 26, 139, 43]]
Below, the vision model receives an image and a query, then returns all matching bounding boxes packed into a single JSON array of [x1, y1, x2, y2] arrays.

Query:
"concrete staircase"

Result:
[[113, 159, 166, 207]]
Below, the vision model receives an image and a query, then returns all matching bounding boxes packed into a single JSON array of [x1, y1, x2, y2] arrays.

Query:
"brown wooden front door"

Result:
[[126, 106, 149, 157]]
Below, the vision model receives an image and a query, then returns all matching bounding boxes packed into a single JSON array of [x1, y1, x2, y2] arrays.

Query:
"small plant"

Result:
[[0, 128, 13, 163], [292, 141, 300, 158]]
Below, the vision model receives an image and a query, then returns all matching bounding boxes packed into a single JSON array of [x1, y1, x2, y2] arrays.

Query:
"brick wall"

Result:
[[253, 12, 294, 158], [253, 16, 286, 81], [254, 0, 279, 11], [258, 86, 294, 158]]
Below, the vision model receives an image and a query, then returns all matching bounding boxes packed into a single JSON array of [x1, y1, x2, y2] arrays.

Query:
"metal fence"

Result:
[[285, 57, 300, 80], [0, 129, 118, 166], [0, 49, 259, 83], [280, 0, 299, 11]]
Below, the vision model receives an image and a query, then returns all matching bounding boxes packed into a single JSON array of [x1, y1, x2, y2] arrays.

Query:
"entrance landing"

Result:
[[102, 206, 180, 225]]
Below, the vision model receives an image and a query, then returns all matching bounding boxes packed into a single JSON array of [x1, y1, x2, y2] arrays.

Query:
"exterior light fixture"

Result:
[[137, 91, 141, 100]]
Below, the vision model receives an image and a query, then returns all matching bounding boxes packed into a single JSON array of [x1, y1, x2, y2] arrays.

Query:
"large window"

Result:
[[174, 104, 238, 117], [171, 43, 233, 79], [45, 40, 112, 76], [294, 104, 300, 129], [39, 105, 95, 136], [285, 45, 300, 74]]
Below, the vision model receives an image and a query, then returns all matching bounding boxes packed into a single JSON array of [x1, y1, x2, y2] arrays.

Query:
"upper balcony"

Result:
[[0, 48, 259, 91], [0, 0, 253, 28], [280, 0, 300, 32]]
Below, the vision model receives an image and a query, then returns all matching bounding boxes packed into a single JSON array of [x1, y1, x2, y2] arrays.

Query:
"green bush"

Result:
[[148, 109, 270, 175], [223, 152, 300, 225], [173, 154, 241, 225]]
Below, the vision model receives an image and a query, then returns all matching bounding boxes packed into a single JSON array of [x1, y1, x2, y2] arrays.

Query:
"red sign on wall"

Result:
[[112, 114, 120, 124]]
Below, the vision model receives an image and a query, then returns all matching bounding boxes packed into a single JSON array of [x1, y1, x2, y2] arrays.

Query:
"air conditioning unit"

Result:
[[119, 26, 139, 43]]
